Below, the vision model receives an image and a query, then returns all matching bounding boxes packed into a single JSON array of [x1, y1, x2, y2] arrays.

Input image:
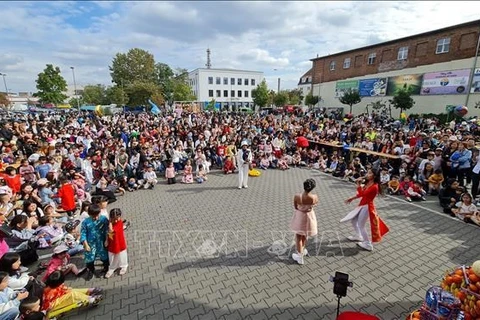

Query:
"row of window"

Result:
[[208, 90, 250, 98], [329, 37, 451, 71], [208, 77, 256, 86]]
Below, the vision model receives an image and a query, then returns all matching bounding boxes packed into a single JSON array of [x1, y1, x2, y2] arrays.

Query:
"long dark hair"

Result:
[[0, 252, 21, 276]]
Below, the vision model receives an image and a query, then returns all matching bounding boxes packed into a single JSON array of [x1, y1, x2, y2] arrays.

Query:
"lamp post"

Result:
[[0, 73, 8, 95], [70, 67, 79, 111]]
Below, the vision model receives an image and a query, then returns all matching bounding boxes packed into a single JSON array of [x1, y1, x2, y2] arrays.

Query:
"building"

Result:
[[297, 68, 313, 106], [188, 68, 264, 111], [310, 19, 480, 115]]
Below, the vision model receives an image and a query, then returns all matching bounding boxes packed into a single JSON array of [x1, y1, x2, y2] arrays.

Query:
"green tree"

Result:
[[251, 80, 269, 109], [305, 93, 319, 108], [273, 90, 289, 108], [389, 85, 415, 116], [68, 97, 83, 109], [82, 84, 107, 105], [125, 81, 162, 106], [267, 90, 276, 107], [105, 86, 128, 106], [339, 88, 361, 114], [171, 68, 195, 102], [155, 63, 175, 103], [33, 64, 68, 104], [287, 88, 304, 105], [110, 48, 156, 87], [0, 93, 9, 109]]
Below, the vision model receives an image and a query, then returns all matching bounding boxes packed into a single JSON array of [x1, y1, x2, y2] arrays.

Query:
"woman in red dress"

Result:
[[342, 169, 389, 251]]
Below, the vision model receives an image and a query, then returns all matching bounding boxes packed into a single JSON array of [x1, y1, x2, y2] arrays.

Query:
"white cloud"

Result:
[[1, 1, 480, 92]]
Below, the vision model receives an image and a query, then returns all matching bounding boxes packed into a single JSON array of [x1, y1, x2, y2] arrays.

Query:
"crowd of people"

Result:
[[0, 107, 477, 318]]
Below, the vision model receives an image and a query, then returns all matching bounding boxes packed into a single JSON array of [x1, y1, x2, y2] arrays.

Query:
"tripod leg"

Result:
[[336, 295, 341, 319]]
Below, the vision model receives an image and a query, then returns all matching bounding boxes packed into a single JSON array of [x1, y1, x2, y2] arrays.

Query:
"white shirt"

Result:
[[472, 155, 480, 174]]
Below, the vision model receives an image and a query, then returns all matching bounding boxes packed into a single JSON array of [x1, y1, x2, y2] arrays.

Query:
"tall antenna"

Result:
[[206, 48, 212, 69]]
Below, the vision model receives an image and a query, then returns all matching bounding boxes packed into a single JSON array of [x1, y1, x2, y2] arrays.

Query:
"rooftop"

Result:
[[189, 68, 264, 74], [311, 19, 480, 61]]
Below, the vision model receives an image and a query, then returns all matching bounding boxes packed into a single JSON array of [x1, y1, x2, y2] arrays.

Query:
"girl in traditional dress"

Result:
[[104, 208, 128, 278], [290, 179, 318, 265], [342, 169, 389, 252], [79, 204, 109, 280], [182, 160, 194, 184]]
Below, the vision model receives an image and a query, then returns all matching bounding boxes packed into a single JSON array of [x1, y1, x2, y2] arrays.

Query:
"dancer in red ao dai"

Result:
[[290, 178, 318, 265], [342, 169, 389, 252]]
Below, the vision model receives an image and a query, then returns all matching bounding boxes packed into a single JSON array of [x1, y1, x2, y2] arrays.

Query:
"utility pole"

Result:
[[277, 77, 281, 93], [70, 67, 79, 111]]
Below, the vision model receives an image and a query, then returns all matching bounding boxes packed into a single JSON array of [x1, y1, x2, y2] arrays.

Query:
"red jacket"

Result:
[[2, 173, 21, 194], [57, 183, 76, 211]]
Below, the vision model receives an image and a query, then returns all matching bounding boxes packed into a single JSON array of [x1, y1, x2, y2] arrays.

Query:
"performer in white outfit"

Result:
[[236, 141, 252, 189]]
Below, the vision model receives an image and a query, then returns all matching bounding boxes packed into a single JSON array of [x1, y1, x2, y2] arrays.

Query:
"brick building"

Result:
[[310, 19, 480, 115]]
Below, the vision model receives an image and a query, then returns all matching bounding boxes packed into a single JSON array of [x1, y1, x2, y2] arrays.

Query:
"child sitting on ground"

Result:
[[42, 245, 86, 282], [18, 296, 43, 320], [63, 221, 84, 256], [379, 168, 390, 194], [35, 216, 65, 248], [387, 176, 400, 195], [427, 169, 444, 195], [406, 180, 427, 202], [223, 156, 234, 174], [196, 165, 208, 183], [0, 271, 29, 320], [42, 271, 103, 319], [451, 192, 477, 221], [259, 155, 270, 170]]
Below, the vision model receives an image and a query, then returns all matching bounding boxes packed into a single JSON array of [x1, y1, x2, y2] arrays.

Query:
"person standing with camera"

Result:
[[236, 141, 252, 189], [342, 169, 389, 251]]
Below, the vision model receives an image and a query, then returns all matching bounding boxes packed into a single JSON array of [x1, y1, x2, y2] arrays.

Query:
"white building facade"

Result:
[[297, 68, 313, 106], [188, 68, 264, 111]]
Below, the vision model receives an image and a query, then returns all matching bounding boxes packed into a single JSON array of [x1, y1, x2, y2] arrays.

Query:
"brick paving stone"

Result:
[[62, 169, 480, 320]]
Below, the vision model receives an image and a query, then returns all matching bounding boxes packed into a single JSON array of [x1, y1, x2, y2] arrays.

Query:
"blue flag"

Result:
[[148, 99, 160, 115]]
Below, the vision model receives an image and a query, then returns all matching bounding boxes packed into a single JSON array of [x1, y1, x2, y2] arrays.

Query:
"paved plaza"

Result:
[[64, 168, 480, 320]]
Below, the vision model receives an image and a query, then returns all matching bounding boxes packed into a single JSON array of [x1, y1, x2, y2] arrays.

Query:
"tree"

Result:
[[389, 85, 415, 116], [68, 97, 83, 109], [339, 88, 361, 114], [0, 93, 9, 109], [110, 48, 156, 87], [125, 81, 162, 107], [156, 63, 175, 103], [82, 84, 107, 105], [171, 68, 195, 102], [251, 80, 269, 109], [105, 86, 128, 106], [33, 64, 68, 104], [368, 100, 388, 116], [273, 90, 289, 108], [287, 88, 304, 105], [305, 93, 319, 108]]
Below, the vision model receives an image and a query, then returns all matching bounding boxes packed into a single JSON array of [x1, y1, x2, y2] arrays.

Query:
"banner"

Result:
[[335, 80, 359, 98], [358, 78, 387, 97], [387, 74, 423, 95], [420, 68, 470, 95], [471, 68, 480, 93]]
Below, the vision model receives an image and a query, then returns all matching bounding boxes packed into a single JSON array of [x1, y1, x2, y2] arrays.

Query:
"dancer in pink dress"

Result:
[[290, 178, 318, 265]]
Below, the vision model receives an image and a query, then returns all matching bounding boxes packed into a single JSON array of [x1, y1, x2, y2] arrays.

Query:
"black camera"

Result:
[[329, 272, 353, 297]]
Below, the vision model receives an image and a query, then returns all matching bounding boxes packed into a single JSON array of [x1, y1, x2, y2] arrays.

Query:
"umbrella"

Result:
[[296, 136, 309, 148]]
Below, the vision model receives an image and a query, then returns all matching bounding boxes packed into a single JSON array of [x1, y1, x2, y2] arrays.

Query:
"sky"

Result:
[[1, 1, 480, 94]]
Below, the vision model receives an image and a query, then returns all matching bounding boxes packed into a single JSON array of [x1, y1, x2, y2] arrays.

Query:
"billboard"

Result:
[[335, 80, 359, 98], [471, 68, 480, 93], [420, 68, 470, 95], [358, 78, 387, 97], [387, 74, 423, 95]]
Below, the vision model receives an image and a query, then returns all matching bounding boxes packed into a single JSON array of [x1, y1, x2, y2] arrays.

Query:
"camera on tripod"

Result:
[[329, 271, 353, 297]]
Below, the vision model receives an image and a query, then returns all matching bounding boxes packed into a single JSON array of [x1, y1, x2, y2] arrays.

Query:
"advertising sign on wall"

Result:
[[420, 68, 471, 95], [386, 74, 423, 95], [471, 68, 480, 93], [335, 80, 359, 98], [358, 78, 387, 97]]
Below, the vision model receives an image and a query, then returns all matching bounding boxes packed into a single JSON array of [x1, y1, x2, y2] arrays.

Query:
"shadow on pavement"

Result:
[[64, 281, 422, 320]]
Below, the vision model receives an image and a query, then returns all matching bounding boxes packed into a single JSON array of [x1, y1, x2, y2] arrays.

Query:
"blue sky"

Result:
[[1, 1, 480, 94]]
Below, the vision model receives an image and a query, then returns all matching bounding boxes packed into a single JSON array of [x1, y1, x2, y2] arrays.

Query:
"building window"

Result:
[[223, 77, 228, 85], [223, 90, 228, 97], [343, 58, 351, 69], [330, 61, 336, 71], [244, 79, 249, 85], [367, 53, 376, 65], [245, 90, 249, 98], [216, 90, 221, 97], [230, 78, 235, 85], [231, 90, 235, 97], [238, 90, 242, 97], [251, 79, 255, 86], [216, 77, 221, 85], [436, 38, 450, 54], [237, 78, 242, 85], [208, 90, 213, 97], [208, 77, 213, 85], [397, 46, 408, 60]]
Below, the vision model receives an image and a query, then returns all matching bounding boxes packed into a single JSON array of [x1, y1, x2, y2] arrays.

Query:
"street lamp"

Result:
[[0, 73, 8, 95], [70, 67, 79, 111]]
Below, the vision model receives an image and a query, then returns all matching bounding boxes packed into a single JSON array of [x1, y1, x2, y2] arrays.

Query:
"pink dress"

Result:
[[182, 166, 194, 183], [290, 196, 317, 237]]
